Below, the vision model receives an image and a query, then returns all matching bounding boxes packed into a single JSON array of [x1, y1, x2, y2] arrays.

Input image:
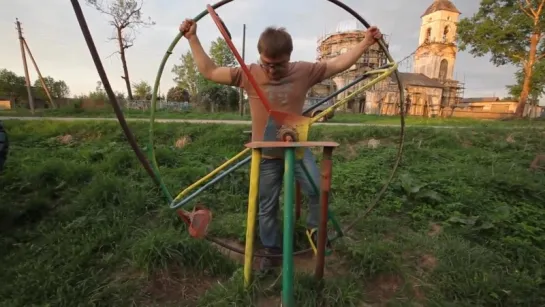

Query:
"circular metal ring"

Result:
[[71, 0, 406, 259]]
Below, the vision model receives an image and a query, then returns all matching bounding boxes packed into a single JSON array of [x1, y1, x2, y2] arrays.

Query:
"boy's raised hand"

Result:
[[363, 26, 383, 45], [179, 18, 197, 39]]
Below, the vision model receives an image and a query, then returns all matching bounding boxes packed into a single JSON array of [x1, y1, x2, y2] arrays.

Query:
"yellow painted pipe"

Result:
[[310, 63, 397, 124], [173, 147, 251, 202], [244, 148, 262, 287]]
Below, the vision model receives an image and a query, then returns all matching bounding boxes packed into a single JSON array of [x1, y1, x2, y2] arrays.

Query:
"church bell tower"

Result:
[[413, 0, 461, 80]]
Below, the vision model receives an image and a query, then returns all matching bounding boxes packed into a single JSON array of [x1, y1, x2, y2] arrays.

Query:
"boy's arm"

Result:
[[322, 26, 382, 79], [188, 35, 235, 86]]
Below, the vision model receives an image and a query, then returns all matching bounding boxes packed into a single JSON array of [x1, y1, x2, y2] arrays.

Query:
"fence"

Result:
[[122, 100, 191, 111]]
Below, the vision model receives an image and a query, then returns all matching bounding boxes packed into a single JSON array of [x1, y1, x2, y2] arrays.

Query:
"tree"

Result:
[[197, 81, 239, 112], [85, 0, 155, 100], [457, 0, 545, 117], [33, 76, 70, 99], [508, 60, 545, 105], [115, 91, 126, 100], [132, 80, 151, 100], [166, 86, 190, 102], [89, 81, 108, 101], [0, 69, 26, 101], [196, 74, 239, 112], [209, 37, 236, 67], [172, 51, 199, 99]]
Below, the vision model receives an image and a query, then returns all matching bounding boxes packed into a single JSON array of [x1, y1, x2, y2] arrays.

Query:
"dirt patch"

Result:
[[506, 134, 516, 143], [365, 273, 404, 304], [411, 282, 426, 302], [427, 223, 442, 236], [139, 265, 220, 305], [382, 233, 396, 242], [417, 254, 437, 272], [175, 135, 192, 148], [344, 138, 384, 159], [56, 134, 73, 144], [367, 138, 381, 149], [257, 296, 281, 307], [529, 154, 545, 171], [210, 238, 348, 277], [460, 140, 472, 148]]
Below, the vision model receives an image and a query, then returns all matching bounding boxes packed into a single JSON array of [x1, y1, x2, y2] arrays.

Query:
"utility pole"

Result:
[[23, 39, 56, 108], [239, 23, 246, 117], [16, 18, 35, 114]]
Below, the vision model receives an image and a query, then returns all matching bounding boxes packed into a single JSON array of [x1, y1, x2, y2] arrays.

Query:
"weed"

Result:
[[0, 120, 544, 306]]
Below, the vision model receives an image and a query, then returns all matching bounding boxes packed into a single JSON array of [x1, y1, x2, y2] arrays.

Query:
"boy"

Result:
[[179, 19, 382, 269]]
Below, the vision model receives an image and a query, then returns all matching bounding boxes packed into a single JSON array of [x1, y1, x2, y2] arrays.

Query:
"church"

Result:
[[363, 0, 465, 117]]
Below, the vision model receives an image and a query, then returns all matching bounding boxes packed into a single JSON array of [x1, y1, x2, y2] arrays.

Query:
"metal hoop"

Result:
[[70, 0, 406, 259]]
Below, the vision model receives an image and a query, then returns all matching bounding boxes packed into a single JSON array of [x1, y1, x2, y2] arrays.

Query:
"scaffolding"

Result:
[[313, 30, 390, 112], [364, 74, 465, 117]]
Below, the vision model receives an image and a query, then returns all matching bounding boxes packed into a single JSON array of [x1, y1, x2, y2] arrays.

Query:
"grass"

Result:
[[1, 119, 545, 306], [2, 106, 544, 128]]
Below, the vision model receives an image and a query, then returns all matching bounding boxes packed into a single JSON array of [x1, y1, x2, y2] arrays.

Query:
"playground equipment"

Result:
[[70, 0, 406, 305]]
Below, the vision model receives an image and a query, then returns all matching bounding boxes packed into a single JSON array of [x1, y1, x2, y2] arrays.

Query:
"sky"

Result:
[[0, 0, 519, 99]]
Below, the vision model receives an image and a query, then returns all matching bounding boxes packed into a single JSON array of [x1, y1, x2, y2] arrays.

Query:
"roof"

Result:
[[393, 72, 444, 88], [421, 0, 461, 17], [461, 97, 500, 103]]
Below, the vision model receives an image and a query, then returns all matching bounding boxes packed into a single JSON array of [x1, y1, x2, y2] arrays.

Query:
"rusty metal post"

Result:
[[295, 181, 302, 221], [315, 146, 334, 280]]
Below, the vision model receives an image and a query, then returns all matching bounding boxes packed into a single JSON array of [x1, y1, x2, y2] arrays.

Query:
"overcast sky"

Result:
[[0, 0, 518, 99]]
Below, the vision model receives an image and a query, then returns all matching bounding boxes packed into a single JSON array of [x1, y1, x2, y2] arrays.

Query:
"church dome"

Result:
[[421, 0, 461, 17], [334, 19, 365, 33]]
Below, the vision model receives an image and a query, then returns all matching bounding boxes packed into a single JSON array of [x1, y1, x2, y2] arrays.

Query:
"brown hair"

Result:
[[257, 27, 293, 58]]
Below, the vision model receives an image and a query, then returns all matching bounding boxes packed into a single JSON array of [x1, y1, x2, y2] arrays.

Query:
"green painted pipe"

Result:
[[283, 148, 296, 307]]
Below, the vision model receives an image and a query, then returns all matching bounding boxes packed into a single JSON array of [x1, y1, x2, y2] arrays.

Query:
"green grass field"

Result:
[[2, 106, 544, 128], [1, 119, 544, 306]]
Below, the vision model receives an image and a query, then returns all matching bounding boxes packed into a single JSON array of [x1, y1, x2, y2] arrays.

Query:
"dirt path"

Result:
[[1, 116, 541, 130]]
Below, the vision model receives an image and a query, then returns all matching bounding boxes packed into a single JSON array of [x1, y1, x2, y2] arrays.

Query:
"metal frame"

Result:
[[70, 0, 406, 266]]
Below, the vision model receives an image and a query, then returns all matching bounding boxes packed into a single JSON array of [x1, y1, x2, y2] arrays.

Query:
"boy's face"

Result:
[[259, 54, 290, 80]]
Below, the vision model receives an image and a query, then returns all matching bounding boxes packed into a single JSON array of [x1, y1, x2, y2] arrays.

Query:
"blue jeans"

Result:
[[258, 148, 321, 250]]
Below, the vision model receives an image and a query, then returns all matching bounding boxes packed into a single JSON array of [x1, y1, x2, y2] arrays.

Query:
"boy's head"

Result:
[[257, 26, 293, 79]]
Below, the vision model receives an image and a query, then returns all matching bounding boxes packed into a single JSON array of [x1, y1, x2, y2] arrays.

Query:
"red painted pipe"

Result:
[[206, 5, 272, 113], [315, 146, 334, 280]]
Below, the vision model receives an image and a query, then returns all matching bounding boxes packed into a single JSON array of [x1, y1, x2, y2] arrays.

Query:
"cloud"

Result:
[[0, 0, 519, 100]]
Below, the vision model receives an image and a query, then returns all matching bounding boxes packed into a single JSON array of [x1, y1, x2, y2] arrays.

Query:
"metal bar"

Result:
[[69, 0, 161, 187], [171, 155, 251, 209], [299, 160, 343, 240], [244, 148, 261, 287], [239, 23, 246, 117], [310, 65, 396, 123], [282, 147, 296, 307], [315, 146, 334, 280], [304, 62, 393, 115], [295, 181, 302, 221], [171, 148, 250, 207]]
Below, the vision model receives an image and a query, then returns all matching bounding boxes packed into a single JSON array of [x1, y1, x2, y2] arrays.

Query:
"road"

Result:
[[0, 116, 540, 129], [0, 116, 410, 127]]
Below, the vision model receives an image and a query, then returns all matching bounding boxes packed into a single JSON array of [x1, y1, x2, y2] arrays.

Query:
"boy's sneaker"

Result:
[[258, 247, 282, 272], [306, 228, 332, 254]]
